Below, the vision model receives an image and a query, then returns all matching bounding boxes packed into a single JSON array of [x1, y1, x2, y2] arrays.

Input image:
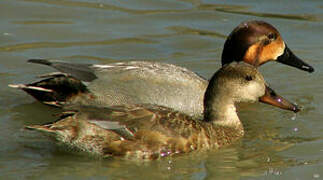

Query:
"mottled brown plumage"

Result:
[[26, 62, 299, 159], [27, 105, 243, 159]]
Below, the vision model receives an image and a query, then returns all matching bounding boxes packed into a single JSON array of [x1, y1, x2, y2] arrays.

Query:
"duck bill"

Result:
[[277, 45, 314, 73], [259, 86, 300, 113]]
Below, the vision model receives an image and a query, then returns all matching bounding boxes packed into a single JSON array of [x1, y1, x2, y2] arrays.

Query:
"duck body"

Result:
[[16, 60, 208, 118], [10, 20, 313, 118], [26, 63, 299, 159], [28, 105, 242, 159], [78, 61, 208, 119]]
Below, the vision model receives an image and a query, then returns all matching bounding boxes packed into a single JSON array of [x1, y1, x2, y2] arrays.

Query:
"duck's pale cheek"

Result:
[[235, 82, 263, 102]]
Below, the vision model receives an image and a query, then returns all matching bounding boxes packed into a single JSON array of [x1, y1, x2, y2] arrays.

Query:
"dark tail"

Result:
[[9, 74, 89, 107], [28, 59, 53, 66]]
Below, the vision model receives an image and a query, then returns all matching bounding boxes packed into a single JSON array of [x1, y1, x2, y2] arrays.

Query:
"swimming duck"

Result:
[[26, 63, 299, 159], [9, 20, 313, 118]]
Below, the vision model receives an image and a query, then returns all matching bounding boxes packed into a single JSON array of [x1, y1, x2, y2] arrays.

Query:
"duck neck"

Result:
[[203, 76, 242, 129], [204, 96, 241, 128], [221, 37, 248, 66]]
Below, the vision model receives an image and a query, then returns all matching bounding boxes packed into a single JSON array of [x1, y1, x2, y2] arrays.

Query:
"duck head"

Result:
[[221, 20, 314, 73], [204, 62, 299, 125]]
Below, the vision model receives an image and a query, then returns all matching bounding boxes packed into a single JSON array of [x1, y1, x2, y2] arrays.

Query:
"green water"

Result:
[[1, 0, 323, 179]]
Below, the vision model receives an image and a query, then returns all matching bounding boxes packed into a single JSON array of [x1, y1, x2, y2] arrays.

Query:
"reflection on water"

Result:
[[15, 135, 310, 179], [1, 0, 323, 179]]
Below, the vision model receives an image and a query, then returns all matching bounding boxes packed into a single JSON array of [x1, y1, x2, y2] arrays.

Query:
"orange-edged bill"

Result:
[[259, 85, 300, 113]]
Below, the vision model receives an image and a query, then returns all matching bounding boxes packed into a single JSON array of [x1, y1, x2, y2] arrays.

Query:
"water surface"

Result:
[[1, 0, 323, 179]]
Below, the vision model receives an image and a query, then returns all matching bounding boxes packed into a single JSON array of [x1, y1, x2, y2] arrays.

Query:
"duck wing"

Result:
[[11, 59, 208, 117], [75, 105, 195, 140], [74, 105, 160, 140]]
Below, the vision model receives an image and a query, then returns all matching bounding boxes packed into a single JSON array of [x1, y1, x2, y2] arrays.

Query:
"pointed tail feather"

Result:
[[28, 59, 52, 66], [9, 84, 53, 92], [25, 124, 55, 133], [28, 59, 97, 82]]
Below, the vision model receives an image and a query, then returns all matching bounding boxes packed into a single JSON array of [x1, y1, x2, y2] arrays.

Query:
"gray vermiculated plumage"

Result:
[[25, 60, 209, 118]]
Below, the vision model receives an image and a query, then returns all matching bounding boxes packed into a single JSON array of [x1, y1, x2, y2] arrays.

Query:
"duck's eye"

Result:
[[245, 75, 253, 81], [268, 33, 276, 40], [263, 39, 270, 45]]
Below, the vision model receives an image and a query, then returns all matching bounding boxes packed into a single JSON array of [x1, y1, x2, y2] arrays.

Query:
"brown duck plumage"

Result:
[[26, 62, 299, 159]]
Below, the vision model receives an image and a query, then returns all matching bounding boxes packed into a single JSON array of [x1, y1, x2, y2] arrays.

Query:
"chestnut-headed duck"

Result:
[[10, 20, 311, 118]]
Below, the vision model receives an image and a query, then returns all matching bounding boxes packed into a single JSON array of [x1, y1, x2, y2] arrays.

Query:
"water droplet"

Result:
[[291, 113, 297, 121]]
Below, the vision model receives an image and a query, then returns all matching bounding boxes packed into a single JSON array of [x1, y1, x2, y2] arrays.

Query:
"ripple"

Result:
[[23, 0, 191, 15], [0, 72, 15, 77], [198, 3, 318, 22], [13, 21, 74, 25], [198, 3, 249, 11], [167, 26, 227, 38], [0, 38, 156, 52], [141, 26, 227, 40], [272, 136, 323, 144]]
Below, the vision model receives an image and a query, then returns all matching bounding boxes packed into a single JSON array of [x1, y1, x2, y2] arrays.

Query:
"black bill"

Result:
[[277, 45, 314, 73]]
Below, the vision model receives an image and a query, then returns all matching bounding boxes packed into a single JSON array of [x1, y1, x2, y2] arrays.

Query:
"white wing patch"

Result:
[[92, 64, 139, 70], [92, 64, 116, 69]]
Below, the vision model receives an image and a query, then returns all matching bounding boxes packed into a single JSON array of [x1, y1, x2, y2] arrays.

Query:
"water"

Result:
[[1, 0, 323, 179]]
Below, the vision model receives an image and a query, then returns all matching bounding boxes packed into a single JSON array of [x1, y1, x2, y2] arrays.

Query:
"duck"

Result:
[[25, 62, 300, 159], [9, 20, 313, 118]]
